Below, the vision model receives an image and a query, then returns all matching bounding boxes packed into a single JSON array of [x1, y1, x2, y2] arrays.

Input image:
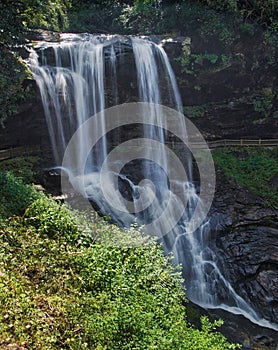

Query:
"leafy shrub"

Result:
[[0, 217, 76, 348], [196, 0, 237, 12], [24, 196, 81, 240], [0, 179, 240, 349], [120, 0, 163, 34], [0, 171, 39, 217], [0, 213, 240, 349], [70, 239, 240, 349], [24, 195, 105, 246]]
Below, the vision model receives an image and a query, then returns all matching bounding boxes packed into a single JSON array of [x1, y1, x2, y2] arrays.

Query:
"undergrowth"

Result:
[[0, 171, 240, 349], [213, 147, 278, 208], [0, 156, 41, 184], [0, 171, 40, 218]]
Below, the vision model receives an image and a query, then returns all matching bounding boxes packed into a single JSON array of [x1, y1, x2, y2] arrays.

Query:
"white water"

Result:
[[27, 34, 277, 331]]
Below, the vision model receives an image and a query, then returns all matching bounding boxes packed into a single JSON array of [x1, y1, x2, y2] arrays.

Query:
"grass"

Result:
[[213, 147, 278, 208]]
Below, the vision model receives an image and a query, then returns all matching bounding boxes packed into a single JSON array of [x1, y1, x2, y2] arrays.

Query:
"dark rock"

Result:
[[0, 87, 49, 150], [208, 307, 278, 350], [26, 29, 61, 42], [209, 169, 278, 324], [163, 29, 278, 140], [253, 335, 275, 346]]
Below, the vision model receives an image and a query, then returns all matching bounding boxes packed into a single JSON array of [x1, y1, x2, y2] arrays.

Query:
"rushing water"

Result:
[[28, 33, 277, 331]]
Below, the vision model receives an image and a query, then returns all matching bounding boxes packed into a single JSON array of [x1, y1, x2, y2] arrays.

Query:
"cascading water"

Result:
[[27, 33, 277, 331]]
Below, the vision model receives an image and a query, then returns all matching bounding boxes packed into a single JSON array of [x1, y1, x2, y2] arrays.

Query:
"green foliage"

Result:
[[177, 50, 232, 77], [22, 0, 70, 32], [237, 0, 278, 28], [192, 53, 219, 64], [200, 0, 237, 12], [0, 215, 77, 348], [0, 177, 240, 349], [0, 0, 71, 123], [66, 0, 277, 39], [199, 12, 235, 44], [0, 2, 24, 47], [221, 54, 230, 62], [0, 171, 39, 218], [0, 156, 41, 184], [24, 194, 110, 247], [184, 316, 239, 349], [70, 242, 186, 349], [0, 0, 70, 44], [0, 49, 30, 125], [183, 105, 207, 118], [263, 28, 278, 66], [66, 0, 278, 32], [120, 0, 163, 34], [68, 2, 124, 34], [195, 0, 278, 27], [24, 196, 81, 241], [213, 147, 278, 208], [252, 89, 278, 118]]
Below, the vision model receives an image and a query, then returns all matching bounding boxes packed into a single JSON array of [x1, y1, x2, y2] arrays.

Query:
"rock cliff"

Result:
[[210, 168, 278, 324]]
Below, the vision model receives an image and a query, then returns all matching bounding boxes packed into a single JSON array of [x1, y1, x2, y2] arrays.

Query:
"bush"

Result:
[[120, 0, 163, 34], [0, 214, 240, 349], [24, 196, 81, 240], [0, 179, 240, 349], [0, 171, 39, 217]]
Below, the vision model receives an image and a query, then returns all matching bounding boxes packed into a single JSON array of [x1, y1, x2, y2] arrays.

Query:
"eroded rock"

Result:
[[210, 169, 278, 324]]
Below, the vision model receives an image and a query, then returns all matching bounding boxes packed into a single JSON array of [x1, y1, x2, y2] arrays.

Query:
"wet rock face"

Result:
[[161, 30, 278, 140], [0, 84, 49, 150], [210, 170, 278, 324], [209, 307, 278, 350], [218, 227, 278, 323]]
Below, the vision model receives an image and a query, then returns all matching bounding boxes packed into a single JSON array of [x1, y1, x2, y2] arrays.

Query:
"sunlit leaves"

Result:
[[0, 174, 240, 349]]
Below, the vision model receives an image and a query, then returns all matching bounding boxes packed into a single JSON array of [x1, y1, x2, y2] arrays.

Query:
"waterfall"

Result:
[[27, 33, 277, 331]]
